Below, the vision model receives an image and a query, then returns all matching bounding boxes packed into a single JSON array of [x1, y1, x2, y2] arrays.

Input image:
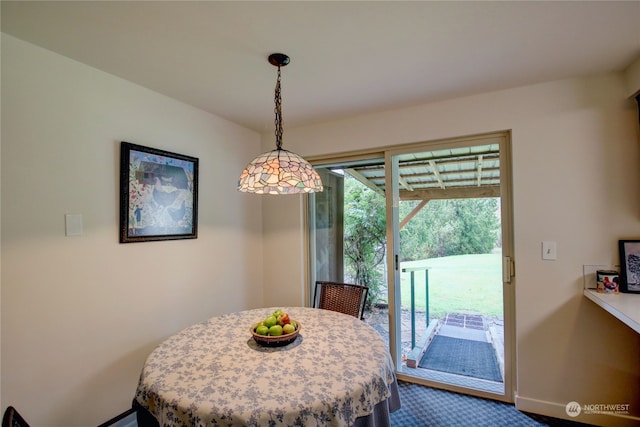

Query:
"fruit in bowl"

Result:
[[251, 309, 300, 347]]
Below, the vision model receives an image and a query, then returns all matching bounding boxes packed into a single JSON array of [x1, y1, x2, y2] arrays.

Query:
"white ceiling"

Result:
[[2, 1, 639, 132]]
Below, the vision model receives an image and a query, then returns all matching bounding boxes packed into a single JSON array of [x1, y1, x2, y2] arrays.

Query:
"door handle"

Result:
[[503, 256, 514, 283]]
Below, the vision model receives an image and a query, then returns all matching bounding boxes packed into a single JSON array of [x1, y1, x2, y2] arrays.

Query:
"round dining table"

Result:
[[134, 306, 400, 427]]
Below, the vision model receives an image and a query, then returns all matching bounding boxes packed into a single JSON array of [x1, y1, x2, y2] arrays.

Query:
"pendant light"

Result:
[[237, 53, 323, 194]]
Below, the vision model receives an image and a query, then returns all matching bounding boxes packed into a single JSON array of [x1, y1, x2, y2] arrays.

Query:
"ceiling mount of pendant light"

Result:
[[237, 53, 323, 195]]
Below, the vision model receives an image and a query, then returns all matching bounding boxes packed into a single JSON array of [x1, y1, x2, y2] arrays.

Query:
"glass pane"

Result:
[[307, 139, 510, 399], [394, 144, 505, 395], [308, 160, 390, 344]]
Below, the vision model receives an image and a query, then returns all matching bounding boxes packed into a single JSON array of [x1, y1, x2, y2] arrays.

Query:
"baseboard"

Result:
[[515, 394, 640, 427]]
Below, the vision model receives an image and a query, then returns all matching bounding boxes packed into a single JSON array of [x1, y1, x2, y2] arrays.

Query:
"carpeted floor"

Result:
[[391, 381, 597, 427], [418, 335, 502, 382], [121, 380, 598, 427]]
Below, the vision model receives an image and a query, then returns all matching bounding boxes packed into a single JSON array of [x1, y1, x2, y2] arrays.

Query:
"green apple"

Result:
[[264, 316, 277, 328], [268, 325, 283, 336], [282, 323, 295, 334], [255, 325, 269, 336], [273, 309, 283, 318]]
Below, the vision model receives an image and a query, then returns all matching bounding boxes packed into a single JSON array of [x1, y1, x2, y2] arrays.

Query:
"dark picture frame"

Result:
[[119, 141, 198, 243], [618, 240, 640, 293]]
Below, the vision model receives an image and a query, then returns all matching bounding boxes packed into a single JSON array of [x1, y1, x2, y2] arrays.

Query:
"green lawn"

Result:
[[399, 253, 503, 318]]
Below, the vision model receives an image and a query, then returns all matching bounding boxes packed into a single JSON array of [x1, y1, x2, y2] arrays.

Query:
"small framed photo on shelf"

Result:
[[618, 240, 640, 293], [119, 141, 198, 243]]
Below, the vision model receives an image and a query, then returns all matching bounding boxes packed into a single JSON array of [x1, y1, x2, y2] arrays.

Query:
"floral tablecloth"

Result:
[[135, 307, 399, 427]]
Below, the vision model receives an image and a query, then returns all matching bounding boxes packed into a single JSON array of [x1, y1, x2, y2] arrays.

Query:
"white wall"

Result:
[[4, 29, 640, 427], [262, 74, 640, 425], [1, 35, 264, 426], [262, 194, 307, 308]]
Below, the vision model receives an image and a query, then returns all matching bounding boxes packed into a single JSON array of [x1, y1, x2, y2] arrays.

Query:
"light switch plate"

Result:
[[542, 241, 557, 260], [65, 214, 83, 236]]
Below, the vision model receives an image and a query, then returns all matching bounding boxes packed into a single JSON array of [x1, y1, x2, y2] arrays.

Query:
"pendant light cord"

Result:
[[274, 65, 283, 151]]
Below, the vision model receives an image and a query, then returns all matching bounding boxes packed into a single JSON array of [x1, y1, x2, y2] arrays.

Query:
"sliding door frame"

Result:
[[305, 130, 516, 402]]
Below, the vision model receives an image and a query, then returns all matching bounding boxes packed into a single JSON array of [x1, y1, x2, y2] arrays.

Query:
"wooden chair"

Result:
[[97, 406, 140, 427], [2, 406, 30, 427], [313, 281, 369, 319]]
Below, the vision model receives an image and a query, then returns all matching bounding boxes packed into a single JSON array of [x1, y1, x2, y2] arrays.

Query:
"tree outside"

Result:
[[399, 198, 500, 261], [342, 173, 501, 311], [343, 175, 386, 307]]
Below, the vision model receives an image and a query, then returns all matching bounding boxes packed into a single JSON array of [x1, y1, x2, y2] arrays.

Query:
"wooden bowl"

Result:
[[250, 320, 301, 347]]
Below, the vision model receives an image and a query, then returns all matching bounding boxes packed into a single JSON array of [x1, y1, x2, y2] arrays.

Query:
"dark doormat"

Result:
[[418, 335, 502, 382]]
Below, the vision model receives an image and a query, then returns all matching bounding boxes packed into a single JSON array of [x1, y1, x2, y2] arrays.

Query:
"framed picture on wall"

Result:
[[119, 141, 199, 243], [618, 240, 640, 293]]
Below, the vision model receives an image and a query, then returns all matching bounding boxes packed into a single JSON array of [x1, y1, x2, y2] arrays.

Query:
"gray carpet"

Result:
[[418, 335, 502, 382], [391, 381, 597, 427], [127, 381, 597, 427]]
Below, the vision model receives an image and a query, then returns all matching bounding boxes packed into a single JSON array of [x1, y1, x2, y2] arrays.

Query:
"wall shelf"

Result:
[[583, 289, 640, 334]]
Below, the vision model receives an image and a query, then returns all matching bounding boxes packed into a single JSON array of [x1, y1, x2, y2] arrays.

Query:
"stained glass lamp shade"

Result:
[[238, 148, 323, 194], [237, 53, 323, 195]]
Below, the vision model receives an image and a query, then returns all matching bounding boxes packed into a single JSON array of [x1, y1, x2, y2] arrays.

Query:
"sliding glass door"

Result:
[[308, 157, 388, 340], [307, 132, 514, 402], [387, 134, 514, 401]]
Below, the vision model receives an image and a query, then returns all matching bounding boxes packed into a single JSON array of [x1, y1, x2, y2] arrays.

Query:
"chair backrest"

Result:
[[313, 281, 369, 319], [2, 406, 30, 427]]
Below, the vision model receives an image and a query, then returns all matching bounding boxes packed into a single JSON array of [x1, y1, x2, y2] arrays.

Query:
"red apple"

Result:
[[277, 313, 290, 326]]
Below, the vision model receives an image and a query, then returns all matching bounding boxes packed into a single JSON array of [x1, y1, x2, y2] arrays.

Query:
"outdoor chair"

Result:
[[313, 281, 369, 320]]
